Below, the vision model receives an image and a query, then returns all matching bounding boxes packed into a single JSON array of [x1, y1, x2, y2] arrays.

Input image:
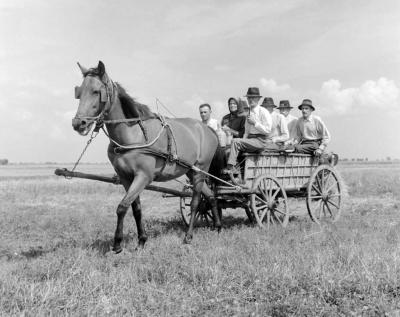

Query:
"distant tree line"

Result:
[[0, 159, 8, 165]]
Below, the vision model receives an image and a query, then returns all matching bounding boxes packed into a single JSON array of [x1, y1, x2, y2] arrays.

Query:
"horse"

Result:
[[71, 61, 222, 253]]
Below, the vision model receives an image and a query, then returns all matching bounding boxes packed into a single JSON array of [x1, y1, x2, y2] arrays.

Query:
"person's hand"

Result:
[[314, 148, 323, 156], [221, 125, 230, 132], [247, 114, 256, 125]]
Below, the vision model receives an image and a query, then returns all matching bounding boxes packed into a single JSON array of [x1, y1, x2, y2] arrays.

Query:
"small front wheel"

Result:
[[180, 186, 218, 227], [250, 175, 289, 229]]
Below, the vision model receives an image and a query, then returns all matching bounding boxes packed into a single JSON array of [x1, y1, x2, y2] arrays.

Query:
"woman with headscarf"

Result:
[[221, 97, 246, 144]]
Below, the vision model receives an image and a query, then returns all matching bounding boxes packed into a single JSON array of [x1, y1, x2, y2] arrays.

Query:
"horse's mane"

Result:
[[115, 83, 154, 120], [84, 68, 153, 120]]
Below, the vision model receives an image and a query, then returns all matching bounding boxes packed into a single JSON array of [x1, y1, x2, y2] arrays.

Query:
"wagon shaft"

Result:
[[54, 168, 192, 197]]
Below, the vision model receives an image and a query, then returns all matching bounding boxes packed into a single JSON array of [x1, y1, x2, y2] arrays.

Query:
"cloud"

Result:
[[317, 77, 399, 115], [260, 78, 291, 94]]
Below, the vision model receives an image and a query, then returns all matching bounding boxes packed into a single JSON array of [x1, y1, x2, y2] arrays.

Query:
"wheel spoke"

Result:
[[260, 208, 268, 222], [271, 188, 281, 201], [325, 181, 338, 195], [255, 204, 268, 211], [255, 194, 268, 206], [322, 171, 332, 191], [258, 184, 269, 202], [273, 207, 286, 215], [328, 194, 341, 198], [312, 184, 322, 196], [324, 201, 334, 217], [326, 199, 340, 210], [321, 170, 325, 189]]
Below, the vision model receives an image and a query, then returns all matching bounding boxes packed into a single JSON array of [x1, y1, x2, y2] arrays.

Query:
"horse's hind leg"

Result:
[[132, 197, 147, 249], [183, 171, 202, 244], [202, 183, 222, 232]]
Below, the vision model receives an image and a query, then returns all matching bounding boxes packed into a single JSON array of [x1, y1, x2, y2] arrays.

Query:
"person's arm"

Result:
[[316, 117, 331, 151], [237, 116, 246, 138]]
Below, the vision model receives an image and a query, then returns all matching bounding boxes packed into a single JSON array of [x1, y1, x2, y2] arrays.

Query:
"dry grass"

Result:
[[0, 163, 400, 316]]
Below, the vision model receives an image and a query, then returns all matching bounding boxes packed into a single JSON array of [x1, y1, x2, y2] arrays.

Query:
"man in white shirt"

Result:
[[277, 100, 298, 142], [260, 97, 289, 149], [294, 99, 331, 155], [199, 103, 220, 132], [227, 87, 272, 169]]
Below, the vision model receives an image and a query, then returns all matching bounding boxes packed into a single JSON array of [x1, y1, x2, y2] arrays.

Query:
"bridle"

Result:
[[74, 73, 174, 153]]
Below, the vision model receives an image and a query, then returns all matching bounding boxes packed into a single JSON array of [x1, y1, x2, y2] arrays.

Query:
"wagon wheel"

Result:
[[250, 175, 289, 229], [179, 186, 221, 227], [307, 165, 342, 224]]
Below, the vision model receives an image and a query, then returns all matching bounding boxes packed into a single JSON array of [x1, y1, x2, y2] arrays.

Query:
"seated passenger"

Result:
[[226, 87, 272, 171], [293, 99, 331, 156], [199, 103, 220, 132], [221, 97, 246, 142], [277, 100, 298, 143], [261, 97, 289, 149]]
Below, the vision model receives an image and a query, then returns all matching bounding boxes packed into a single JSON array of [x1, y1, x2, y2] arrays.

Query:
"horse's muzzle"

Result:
[[72, 118, 92, 135]]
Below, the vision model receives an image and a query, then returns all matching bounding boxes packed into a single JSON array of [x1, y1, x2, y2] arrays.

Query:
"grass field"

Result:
[[0, 162, 399, 316]]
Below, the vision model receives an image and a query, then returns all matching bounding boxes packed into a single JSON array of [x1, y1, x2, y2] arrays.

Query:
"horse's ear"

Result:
[[77, 62, 88, 76], [97, 61, 106, 77]]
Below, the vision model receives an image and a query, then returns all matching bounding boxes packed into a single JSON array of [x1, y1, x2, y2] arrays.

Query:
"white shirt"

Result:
[[268, 111, 289, 143], [285, 114, 298, 139], [205, 118, 220, 132], [244, 105, 272, 137], [294, 114, 331, 149]]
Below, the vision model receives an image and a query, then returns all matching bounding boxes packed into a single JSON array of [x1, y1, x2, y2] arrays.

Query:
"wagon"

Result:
[[55, 152, 342, 228], [179, 152, 342, 228]]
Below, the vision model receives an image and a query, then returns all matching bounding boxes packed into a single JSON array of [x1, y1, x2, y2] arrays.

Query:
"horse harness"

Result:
[[74, 72, 193, 170]]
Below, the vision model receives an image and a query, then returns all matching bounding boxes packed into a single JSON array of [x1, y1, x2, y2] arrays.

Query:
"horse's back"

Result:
[[166, 117, 219, 167]]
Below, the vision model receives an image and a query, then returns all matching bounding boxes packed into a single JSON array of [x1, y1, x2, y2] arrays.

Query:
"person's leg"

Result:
[[227, 138, 265, 166], [294, 141, 319, 154], [263, 142, 281, 152]]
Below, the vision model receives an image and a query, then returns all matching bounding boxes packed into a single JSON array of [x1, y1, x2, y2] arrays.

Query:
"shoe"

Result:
[[284, 145, 295, 153]]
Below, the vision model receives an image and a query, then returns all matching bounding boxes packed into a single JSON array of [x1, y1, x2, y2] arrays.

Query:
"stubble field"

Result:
[[0, 162, 400, 316]]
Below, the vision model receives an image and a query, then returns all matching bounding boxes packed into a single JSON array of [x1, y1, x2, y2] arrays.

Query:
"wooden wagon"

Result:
[[179, 152, 342, 228], [55, 152, 342, 229]]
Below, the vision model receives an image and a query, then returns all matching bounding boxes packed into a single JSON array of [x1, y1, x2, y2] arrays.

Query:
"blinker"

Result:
[[74, 86, 81, 99], [100, 87, 107, 103]]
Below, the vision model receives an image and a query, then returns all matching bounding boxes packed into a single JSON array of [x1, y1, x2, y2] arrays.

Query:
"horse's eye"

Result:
[[93, 90, 99, 94]]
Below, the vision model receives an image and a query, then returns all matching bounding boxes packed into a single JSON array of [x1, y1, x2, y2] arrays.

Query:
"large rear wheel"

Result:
[[250, 175, 289, 229], [306, 165, 342, 224]]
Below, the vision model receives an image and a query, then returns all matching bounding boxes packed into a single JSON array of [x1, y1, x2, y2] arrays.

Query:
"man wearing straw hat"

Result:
[[277, 100, 298, 142], [226, 87, 272, 171], [293, 99, 330, 155]]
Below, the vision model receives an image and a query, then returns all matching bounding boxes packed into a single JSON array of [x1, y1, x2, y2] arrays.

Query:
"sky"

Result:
[[0, 0, 399, 163]]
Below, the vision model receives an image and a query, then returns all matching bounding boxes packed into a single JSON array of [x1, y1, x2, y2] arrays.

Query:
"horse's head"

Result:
[[72, 61, 114, 135]]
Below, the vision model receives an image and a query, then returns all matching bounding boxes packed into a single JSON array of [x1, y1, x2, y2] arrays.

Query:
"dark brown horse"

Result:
[[72, 61, 222, 253]]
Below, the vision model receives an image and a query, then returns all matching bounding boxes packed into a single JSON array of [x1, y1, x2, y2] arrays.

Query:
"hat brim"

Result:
[[244, 95, 262, 98], [298, 104, 315, 111], [278, 106, 293, 109]]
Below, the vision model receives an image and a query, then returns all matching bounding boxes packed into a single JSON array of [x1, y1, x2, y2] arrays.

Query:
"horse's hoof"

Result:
[[113, 245, 123, 254], [183, 236, 192, 244], [217, 226, 221, 233]]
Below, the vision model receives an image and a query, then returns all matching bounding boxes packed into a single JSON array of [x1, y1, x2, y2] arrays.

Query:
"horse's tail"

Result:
[[208, 144, 226, 182]]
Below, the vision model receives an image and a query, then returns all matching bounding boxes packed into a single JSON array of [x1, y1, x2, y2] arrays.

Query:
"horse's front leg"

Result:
[[113, 174, 149, 253], [131, 197, 147, 249]]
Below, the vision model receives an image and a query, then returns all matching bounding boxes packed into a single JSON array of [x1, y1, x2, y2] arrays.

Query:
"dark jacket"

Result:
[[221, 97, 246, 138]]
